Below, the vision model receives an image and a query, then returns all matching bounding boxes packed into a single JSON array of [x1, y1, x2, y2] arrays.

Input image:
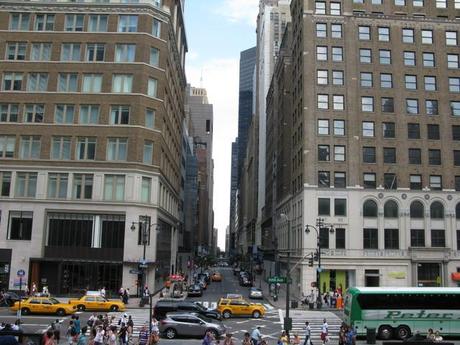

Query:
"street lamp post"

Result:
[[280, 213, 291, 339], [305, 217, 334, 309]]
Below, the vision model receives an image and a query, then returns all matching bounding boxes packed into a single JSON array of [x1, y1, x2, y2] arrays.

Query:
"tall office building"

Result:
[[0, 0, 187, 294], [228, 139, 239, 254], [267, 0, 460, 295]]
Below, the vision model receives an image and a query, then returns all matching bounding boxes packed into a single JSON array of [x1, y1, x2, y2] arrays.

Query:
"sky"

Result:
[[183, 0, 259, 250]]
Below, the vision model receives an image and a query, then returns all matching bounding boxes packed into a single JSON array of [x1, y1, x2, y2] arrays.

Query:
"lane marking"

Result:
[[278, 308, 284, 329]]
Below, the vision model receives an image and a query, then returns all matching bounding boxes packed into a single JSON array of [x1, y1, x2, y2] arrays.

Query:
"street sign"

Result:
[[268, 276, 287, 284], [129, 269, 141, 274], [139, 264, 148, 268], [17, 269, 25, 277]]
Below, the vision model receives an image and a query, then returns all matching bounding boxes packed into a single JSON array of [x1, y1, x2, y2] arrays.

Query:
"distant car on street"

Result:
[[10, 296, 76, 316], [68, 295, 125, 312], [249, 287, 263, 300], [187, 284, 203, 297], [211, 272, 222, 282], [153, 299, 222, 320], [217, 297, 265, 319], [159, 312, 226, 339]]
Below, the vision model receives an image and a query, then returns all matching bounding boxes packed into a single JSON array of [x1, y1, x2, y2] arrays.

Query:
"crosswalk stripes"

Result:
[[108, 309, 149, 337], [280, 310, 342, 342]]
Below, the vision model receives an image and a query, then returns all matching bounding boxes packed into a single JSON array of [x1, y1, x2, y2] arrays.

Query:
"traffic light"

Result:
[[313, 249, 319, 262], [308, 255, 314, 267]]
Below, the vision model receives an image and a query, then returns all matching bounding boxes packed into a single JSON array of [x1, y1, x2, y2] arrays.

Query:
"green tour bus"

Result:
[[344, 287, 460, 340]]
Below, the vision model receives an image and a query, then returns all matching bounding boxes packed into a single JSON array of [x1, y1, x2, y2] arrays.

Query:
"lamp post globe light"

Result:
[[305, 217, 334, 309]]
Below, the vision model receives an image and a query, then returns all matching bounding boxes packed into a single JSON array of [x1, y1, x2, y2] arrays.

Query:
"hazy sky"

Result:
[[184, 0, 259, 249]]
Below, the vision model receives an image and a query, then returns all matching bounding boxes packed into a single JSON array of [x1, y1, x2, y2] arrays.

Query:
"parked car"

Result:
[[68, 295, 125, 312], [249, 287, 263, 300], [211, 272, 222, 282], [196, 278, 207, 290], [197, 273, 210, 284], [159, 312, 226, 339], [239, 275, 252, 287], [10, 297, 76, 316], [217, 298, 265, 319], [153, 300, 222, 320], [187, 284, 203, 297]]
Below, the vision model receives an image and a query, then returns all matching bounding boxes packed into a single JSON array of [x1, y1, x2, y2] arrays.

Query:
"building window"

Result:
[[431, 230, 445, 247], [359, 26, 371, 40], [333, 120, 345, 136], [110, 105, 130, 125], [148, 78, 158, 98], [383, 147, 396, 164], [384, 174, 397, 189], [317, 70, 328, 85], [395, 0, 406, 5], [319, 227, 330, 248], [150, 47, 160, 67], [453, 126, 460, 140], [362, 122, 374, 137], [24, 104, 44, 123], [332, 70, 344, 85], [454, 150, 460, 166], [145, 109, 155, 129], [363, 228, 378, 249], [65, 14, 84, 31], [76, 137, 96, 160], [411, 229, 425, 247], [30, 43, 51, 61], [436, 0, 447, 7], [378, 27, 390, 41], [15, 172, 37, 198], [315, 1, 326, 14], [334, 172, 346, 188], [383, 122, 395, 138], [403, 51, 416, 66], [104, 175, 125, 201], [115, 44, 136, 62], [448, 54, 459, 69], [51, 136, 71, 160], [332, 46, 343, 62], [88, 15, 108, 32], [427, 124, 440, 140], [6, 42, 26, 60], [8, 211, 33, 240], [106, 138, 128, 161], [112, 75, 133, 93], [58, 73, 78, 92], [61, 43, 81, 61], [316, 46, 328, 61], [334, 145, 345, 161], [363, 173, 376, 188], [361, 97, 374, 112], [332, 95, 344, 110], [318, 145, 330, 161], [359, 49, 372, 63], [0, 136, 15, 158], [73, 174, 93, 200], [408, 123, 420, 139], [3, 72, 23, 91], [423, 52, 435, 67], [26, 73, 48, 92], [316, 23, 327, 38], [334, 199, 346, 216], [317, 119, 329, 135], [452, 101, 460, 116], [330, 2, 341, 15], [141, 177, 151, 203], [424, 76, 437, 91], [79, 105, 99, 124], [143, 141, 153, 164], [410, 174, 422, 190], [406, 99, 419, 114], [317, 94, 328, 109], [331, 24, 342, 38], [426, 100, 439, 115], [429, 175, 442, 190], [384, 229, 399, 249], [47, 173, 69, 199], [318, 198, 330, 216], [0, 171, 11, 197], [86, 43, 105, 62], [363, 147, 376, 163], [34, 14, 55, 31], [152, 19, 161, 37], [428, 149, 441, 165], [430, 201, 444, 219], [335, 228, 345, 249], [318, 171, 330, 187], [54, 104, 75, 124], [446, 31, 458, 46], [421, 30, 433, 44], [409, 148, 421, 164], [410, 201, 424, 218], [363, 199, 378, 217], [381, 97, 394, 112], [0, 104, 19, 122], [380, 73, 393, 88], [449, 78, 460, 93], [9, 13, 30, 31], [360, 72, 373, 87], [402, 28, 414, 43], [19, 136, 40, 159], [82, 74, 102, 93], [405, 75, 417, 90], [118, 15, 138, 32]]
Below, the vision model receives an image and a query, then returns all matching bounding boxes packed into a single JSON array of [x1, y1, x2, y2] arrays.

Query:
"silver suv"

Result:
[[159, 312, 226, 339]]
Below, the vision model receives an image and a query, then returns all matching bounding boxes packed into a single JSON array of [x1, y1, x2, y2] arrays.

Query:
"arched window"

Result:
[[363, 200, 378, 217], [384, 200, 399, 218], [430, 201, 444, 219], [410, 201, 424, 218], [456, 203, 460, 220]]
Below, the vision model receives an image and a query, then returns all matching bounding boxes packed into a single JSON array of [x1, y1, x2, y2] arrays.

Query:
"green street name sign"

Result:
[[268, 276, 287, 284]]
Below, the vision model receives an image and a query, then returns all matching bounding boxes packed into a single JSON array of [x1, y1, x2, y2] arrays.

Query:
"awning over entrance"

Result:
[[451, 272, 460, 281]]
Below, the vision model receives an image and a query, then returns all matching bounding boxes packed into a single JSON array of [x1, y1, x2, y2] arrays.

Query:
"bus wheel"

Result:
[[378, 325, 393, 340], [396, 326, 411, 340]]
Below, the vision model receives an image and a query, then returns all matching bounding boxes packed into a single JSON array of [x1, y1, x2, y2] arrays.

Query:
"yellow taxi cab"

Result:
[[68, 295, 125, 312], [211, 272, 223, 282], [217, 297, 265, 319], [10, 296, 76, 316]]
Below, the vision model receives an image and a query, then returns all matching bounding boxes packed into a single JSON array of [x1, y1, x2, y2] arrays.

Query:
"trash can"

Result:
[[366, 328, 376, 344], [291, 300, 298, 309]]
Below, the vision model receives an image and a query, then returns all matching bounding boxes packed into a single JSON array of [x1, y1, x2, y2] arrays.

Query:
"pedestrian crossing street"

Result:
[[280, 310, 342, 343]]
